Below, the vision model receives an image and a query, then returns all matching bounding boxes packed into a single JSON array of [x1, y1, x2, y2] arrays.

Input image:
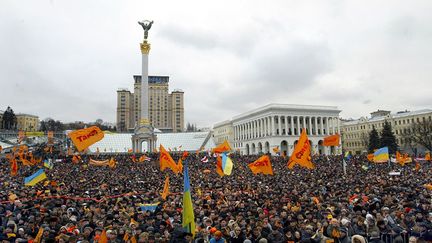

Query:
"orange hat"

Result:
[[214, 231, 222, 237], [209, 227, 217, 234]]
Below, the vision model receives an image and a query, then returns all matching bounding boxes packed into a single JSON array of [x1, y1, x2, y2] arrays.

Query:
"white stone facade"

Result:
[[213, 120, 234, 146], [216, 104, 342, 156]]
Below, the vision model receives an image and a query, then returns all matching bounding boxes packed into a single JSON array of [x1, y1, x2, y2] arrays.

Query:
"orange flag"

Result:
[[415, 160, 421, 171], [323, 134, 340, 146], [159, 145, 179, 174], [367, 153, 374, 162], [130, 236, 137, 243], [67, 148, 73, 156], [212, 140, 231, 154], [425, 152, 431, 161], [396, 151, 405, 166], [424, 184, 432, 190], [72, 155, 81, 164], [11, 158, 18, 176], [108, 158, 116, 168], [68, 126, 104, 152], [123, 232, 130, 242], [34, 227, 44, 243], [177, 158, 183, 173], [99, 229, 108, 243], [248, 155, 273, 175], [215, 155, 225, 177], [161, 176, 170, 200], [287, 128, 314, 169], [272, 146, 280, 153]]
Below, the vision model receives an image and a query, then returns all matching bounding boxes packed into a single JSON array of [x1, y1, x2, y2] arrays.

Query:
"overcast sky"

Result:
[[1, 0, 431, 127]]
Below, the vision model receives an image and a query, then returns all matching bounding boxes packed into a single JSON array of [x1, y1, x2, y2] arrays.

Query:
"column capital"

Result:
[[140, 41, 151, 54]]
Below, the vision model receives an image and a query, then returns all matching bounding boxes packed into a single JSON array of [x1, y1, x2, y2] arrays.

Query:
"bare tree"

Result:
[[402, 119, 432, 152]]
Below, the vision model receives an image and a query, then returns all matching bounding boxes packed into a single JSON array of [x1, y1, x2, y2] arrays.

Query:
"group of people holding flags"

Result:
[[0, 126, 431, 242]]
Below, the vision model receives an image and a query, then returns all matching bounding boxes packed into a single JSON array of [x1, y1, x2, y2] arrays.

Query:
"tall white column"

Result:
[[285, 116, 289, 136], [332, 117, 336, 134], [249, 122, 252, 139], [308, 116, 312, 135], [297, 116, 300, 134], [241, 124, 244, 140], [140, 43, 150, 124], [336, 117, 340, 134], [320, 117, 324, 135], [290, 116, 294, 136], [314, 117, 318, 135], [325, 117, 329, 135], [253, 120, 258, 138], [252, 120, 255, 138], [278, 116, 282, 135], [271, 116, 275, 136], [267, 117, 270, 136]]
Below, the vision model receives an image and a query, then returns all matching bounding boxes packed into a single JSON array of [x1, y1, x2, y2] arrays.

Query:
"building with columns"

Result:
[[341, 109, 432, 155], [216, 104, 341, 156]]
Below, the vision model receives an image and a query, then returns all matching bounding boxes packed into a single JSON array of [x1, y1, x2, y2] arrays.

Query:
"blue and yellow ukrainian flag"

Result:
[[44, 159, 53, 170], [182, 162, 196, 236], [344, 151, 352, 161], [373, 147, 389, 163], [24, 169, 47, 186], [221, 153, 233, 175], [139, 203, 159, 212]]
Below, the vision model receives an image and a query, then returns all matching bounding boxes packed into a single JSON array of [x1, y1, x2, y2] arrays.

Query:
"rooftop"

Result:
[[88, 131, 215, 153], [342, 109, 432, 126], [232, 103, 341, 121]]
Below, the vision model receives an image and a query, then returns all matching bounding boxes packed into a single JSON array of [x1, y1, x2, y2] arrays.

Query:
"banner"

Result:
[[68, 126, 104, 152], [323, 134, 340, 146], [248, 155, 273, 175], [212, 140, 231, 154], [287, 128, 314, 169]]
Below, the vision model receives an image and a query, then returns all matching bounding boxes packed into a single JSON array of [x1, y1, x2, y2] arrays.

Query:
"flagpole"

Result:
[[343, 157, 346, 175]]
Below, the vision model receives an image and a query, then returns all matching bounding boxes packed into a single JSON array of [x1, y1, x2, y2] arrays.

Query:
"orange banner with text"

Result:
[[68, 126, 104, 152], [323, 134, 340, 146]]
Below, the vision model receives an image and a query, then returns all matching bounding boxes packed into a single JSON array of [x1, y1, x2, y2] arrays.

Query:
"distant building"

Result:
[[16, 113, 39, 132], [213, 120, 234, 146], [214, 104, 341, 156], [0, 110, 3, 129], [116, 75, 184, 133], [341, 109, 432, 155]]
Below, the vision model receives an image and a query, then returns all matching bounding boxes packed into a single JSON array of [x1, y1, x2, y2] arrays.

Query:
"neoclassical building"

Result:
[[341, 109, 432, 155], [214, 104, 341, 156]]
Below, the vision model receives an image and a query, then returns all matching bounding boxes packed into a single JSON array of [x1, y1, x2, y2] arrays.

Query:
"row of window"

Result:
[[344, 116, 431, 131]]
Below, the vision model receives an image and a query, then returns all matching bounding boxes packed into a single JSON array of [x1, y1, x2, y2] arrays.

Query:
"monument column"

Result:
[[132, 20, 156, 153]]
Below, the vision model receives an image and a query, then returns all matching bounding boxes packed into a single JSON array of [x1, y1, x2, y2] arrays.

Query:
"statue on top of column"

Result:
[[138, 20, 154, 40]]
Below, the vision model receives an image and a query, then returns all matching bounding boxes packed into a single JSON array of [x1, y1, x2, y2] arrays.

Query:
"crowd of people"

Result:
[[0, 148, 431, 243]]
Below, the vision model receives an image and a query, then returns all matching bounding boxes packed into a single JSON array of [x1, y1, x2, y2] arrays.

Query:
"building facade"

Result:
[[341, 109, 432, 155], [16, 113, 39, 132], [214, 104, 341, 156], [116, 75, 184, 133], [213, 120, 234, 146]]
